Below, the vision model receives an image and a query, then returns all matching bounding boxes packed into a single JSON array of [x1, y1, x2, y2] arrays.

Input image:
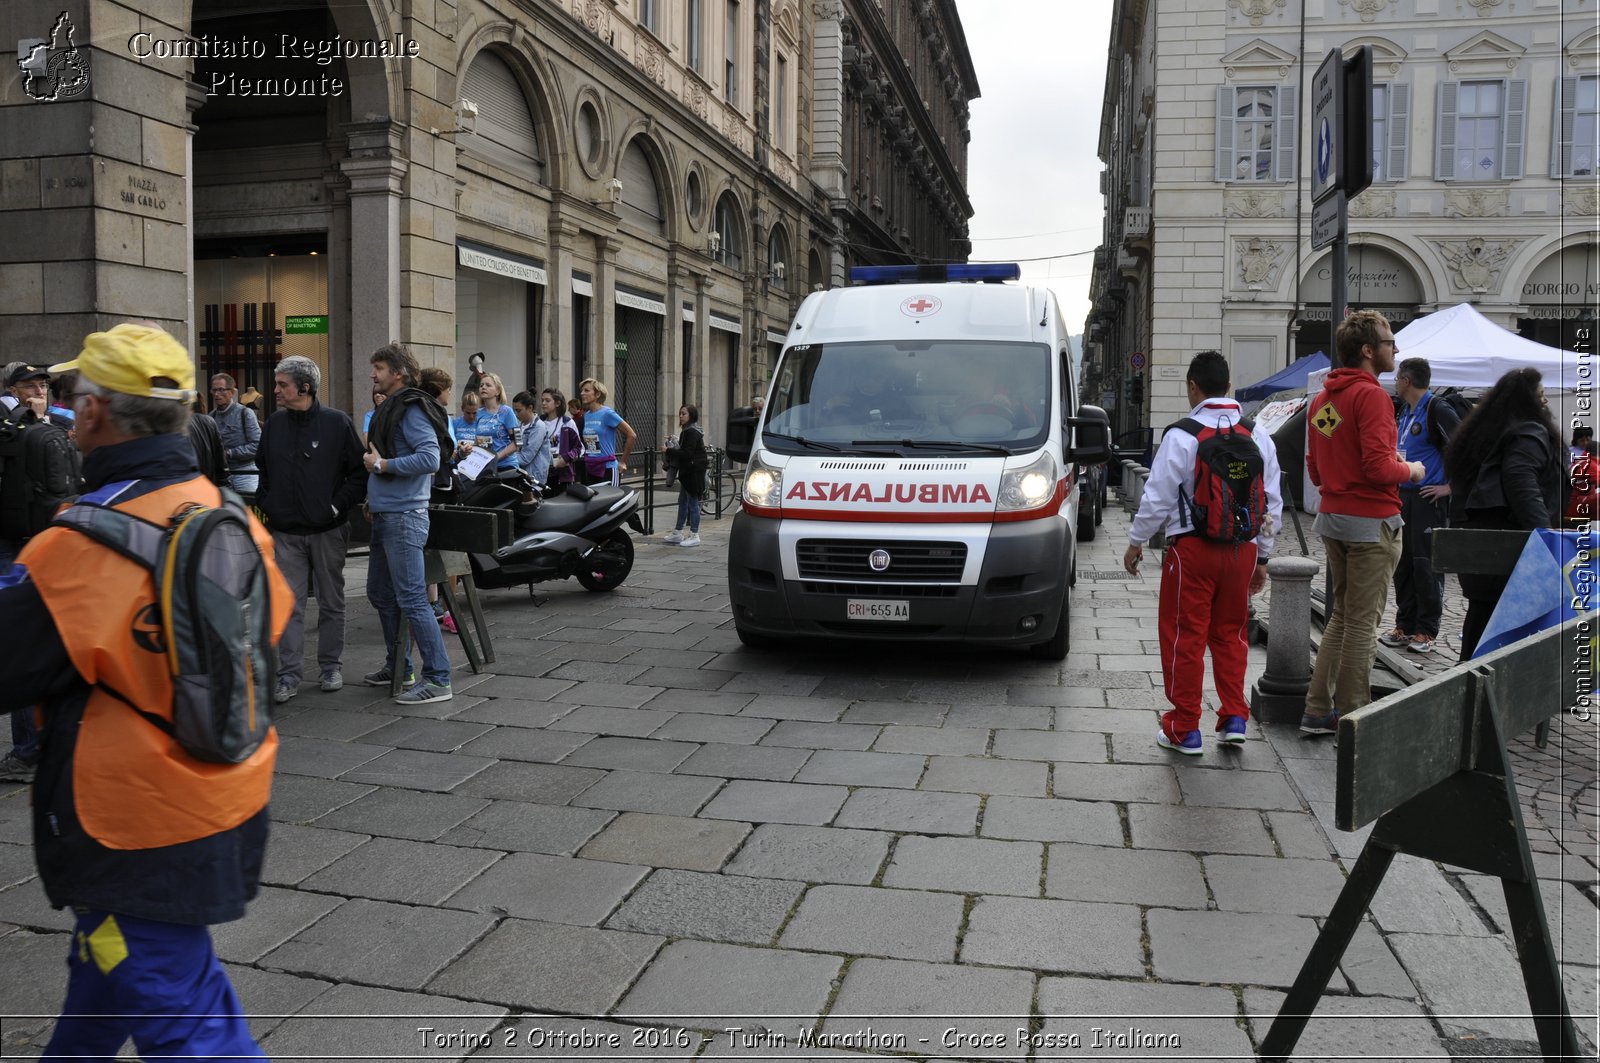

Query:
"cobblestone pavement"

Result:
[[0, 497, 1592, 1060]]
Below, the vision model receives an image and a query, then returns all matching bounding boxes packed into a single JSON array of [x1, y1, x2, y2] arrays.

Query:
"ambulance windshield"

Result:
[[761, 340, 1052, 456]]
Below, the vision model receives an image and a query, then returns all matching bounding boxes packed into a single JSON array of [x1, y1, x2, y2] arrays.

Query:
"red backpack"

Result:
[[1170, 417, 1267, 544]]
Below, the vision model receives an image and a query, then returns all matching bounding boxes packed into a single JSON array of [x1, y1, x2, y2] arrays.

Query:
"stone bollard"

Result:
[[1250, 555, 1322, 723], [1129, 466, 1149, 515], [1120, 460, 1139, 512]]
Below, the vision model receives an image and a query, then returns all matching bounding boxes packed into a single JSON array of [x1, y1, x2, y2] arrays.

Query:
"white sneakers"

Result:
[[680, 534, 701, 548], [662, 530, 684, 544], [663, 530, 700, 547]]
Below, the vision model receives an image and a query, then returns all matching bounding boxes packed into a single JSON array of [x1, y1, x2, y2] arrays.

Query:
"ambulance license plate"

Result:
[[847, 599, 910, 621]]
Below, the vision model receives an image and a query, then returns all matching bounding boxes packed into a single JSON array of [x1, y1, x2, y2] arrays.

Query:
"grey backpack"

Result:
[[52, 488, 275, 762]]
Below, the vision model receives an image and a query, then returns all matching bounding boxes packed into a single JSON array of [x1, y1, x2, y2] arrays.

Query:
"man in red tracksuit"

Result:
[[1302, 310, 1425, 735], [1124, 350, 1283, 754]]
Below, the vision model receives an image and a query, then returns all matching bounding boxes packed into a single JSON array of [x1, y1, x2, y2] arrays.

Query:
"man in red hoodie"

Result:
[[1303, 310, 1425, 735]]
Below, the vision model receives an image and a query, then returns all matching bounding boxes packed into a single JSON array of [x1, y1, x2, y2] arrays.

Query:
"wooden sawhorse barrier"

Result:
[[1260, 541, 1592, 1062], [389, 506, 512, 696]]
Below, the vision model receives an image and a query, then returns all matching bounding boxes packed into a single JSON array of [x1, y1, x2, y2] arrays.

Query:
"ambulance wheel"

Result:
[[1030, 590, 1071, 660], [1076, 492, 1098, 542], [576, 529, 634, 592]]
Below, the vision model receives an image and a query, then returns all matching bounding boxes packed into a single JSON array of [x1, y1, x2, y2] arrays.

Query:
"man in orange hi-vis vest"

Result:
[[0, 323, 290, 1058]]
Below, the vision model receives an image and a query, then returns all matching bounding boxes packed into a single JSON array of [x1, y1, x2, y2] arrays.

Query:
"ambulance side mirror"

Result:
[[726, 408, 758, 464], [1069, 404, 1111, 465]]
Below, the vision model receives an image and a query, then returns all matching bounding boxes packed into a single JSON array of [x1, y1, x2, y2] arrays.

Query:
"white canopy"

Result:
[[1377, 302, 1583, 390]]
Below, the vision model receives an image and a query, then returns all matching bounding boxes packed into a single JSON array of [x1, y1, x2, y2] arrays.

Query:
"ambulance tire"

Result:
[[1076, 492, 1097, 542], [1030, 587, 1072, 660]]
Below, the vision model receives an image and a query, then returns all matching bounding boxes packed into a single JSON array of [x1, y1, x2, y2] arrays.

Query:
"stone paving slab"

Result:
[[455, 726, 592, 763], [339, 748, 497, 792], [649, 713, 777, 745], [871, 724, 989, 756], [572, 769, 725, 816], [722, 824, 892, 886], [1147, 908, 1344, 991], [300, 837, 502, 906], [1458, 873, 1600, 968], [881, 836, 1043, 896], [1045, 843, 1209, 908], [447, 696, 576, 729], [980, 795, 1124, 845], [268, 775, 377, 823], [761, 720, 882, 751], [1243, 989, 1450, 1060], [255, 982, 506, 1060], [273, 736, 392, 779], [453, 761, 607, 804], [428, 918, 663, 1014], [1126, 803, 1278, 855], [548, 705, 679, 737], [833, 787, 981, 835], [1038, 976, 1254, 1059], [223, 963, 333, 1043], [961, 896, 1144, 976], [260, 823, 371, 886], [699, 781, 850, 826], [990, 728, 1107, 763], [1387, 932, 1542, 1041], [778, 884, 963, 961], [560, 735, 698, 772], [212, 885, 344, 963], [1049, 760, 1181, 803], [274, 707, 398, 741], [440, 800, 615, 855], [359, 717, 496, 753], [605, 869, 803, 944], [821, 957, 1035, 1062], [794, 749, 925, 789], [1175, 765, 1305, 810], [442, 852, 648, 925], [579, 812, 751, 871], [311, 787, 490, 841], [1203, 854, 1350, 916], [261, 899, 496, 991], [677, 742, 810, 782], [616, 940, 842, 1030], [919, 756, 1047, 797]]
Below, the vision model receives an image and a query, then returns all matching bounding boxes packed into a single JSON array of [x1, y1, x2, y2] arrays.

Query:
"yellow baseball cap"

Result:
[[50, 323, 196, 402]]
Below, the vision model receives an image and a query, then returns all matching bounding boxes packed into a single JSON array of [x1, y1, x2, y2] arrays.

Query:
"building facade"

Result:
[[1, 0, 975, 448], [1085, 0, 1598, 437]]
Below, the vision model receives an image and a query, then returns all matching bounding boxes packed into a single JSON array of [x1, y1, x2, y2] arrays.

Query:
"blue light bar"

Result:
[[848, 263, 1022, 285]]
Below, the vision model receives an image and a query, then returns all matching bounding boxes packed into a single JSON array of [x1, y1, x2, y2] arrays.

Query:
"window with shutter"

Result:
[[460, 50, 543, 181], [1502, 79, 1526, 179], [1215, 86, 1292, 182], [1439, 79, 1521, 180], [714, 193, 743, 270], [1569, 76, 1600, 176], [1274, 85, 1297, 181], [1435, 81, 1459, 180], [618, 140, 664, 237]]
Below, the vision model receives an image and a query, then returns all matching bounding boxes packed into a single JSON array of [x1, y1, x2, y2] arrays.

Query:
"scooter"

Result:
[[454, 468, 645, 599]]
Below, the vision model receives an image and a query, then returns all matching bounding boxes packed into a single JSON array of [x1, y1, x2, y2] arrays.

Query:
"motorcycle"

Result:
[[453, 468, 645, 599]]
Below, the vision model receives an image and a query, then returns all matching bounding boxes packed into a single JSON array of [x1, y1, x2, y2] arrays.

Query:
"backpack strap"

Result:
[[50, 501, 168, 571], [1166, 419, 1205, 526], [1168, 417, 1203, 437]]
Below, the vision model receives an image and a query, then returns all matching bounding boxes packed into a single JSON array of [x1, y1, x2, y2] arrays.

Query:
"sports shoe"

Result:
[[0, 753, 37, 783], [273, 679, 298, 705], [395, 680, 453, 706], [363, 665, 415, 687], [1407, 634, 1436, 654], [439, 612, 458, 634], [679, 534, 701, 548], [662, 530, 684, 544], [1217, 716, 1248, 744], [1378, 627, 1410, 648], [319, 669, 344, 693], [1300, 710, 1339, 736], [1156, 726, 1203, 756]]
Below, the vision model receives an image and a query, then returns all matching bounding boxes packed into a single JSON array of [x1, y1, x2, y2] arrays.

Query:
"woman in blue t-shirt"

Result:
[[449, 390, 480, 458], [475, 372, 521, 470]]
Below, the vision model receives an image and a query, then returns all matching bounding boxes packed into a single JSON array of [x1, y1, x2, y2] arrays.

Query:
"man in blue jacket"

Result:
[[362, 342, 452, 704], [258, 355, 367, 702]]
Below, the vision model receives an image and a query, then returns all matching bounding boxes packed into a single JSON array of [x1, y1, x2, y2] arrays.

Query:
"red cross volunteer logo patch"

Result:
[[900, 294, 942, 318]]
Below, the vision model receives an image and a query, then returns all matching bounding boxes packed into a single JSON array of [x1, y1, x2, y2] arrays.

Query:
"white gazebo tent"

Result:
[[1376, 302, 1584, 390]]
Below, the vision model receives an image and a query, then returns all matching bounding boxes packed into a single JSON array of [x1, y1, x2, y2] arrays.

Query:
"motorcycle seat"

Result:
[[521, 487, 628, 532]]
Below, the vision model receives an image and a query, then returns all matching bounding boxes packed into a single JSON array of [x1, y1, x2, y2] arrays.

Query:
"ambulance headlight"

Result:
[[997, 451, 1059, 513], [743, 452, 783, 511]]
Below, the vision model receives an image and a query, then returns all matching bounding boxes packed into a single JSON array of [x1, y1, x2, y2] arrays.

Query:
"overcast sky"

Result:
[[955, 1, 1114, 335]]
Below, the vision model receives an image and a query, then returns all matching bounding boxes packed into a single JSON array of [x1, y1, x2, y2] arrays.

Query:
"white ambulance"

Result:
[[725, 263, 1110, 659]]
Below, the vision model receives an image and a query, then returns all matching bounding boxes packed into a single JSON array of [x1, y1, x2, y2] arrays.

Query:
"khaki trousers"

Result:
[[1306, 525, 1404, 715]]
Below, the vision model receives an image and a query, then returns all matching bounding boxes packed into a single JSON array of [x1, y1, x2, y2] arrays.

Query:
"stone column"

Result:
[[548, 212, 581, 395], [1250, 555, 1322, 723], [595, 234, 620, 389], [183, 79, 208, 359], [323, 170, 353, 409], [340, 121, 406, 377], [692, 273, 713, 409]]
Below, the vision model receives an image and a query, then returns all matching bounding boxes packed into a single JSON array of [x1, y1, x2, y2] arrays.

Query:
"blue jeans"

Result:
[[367, 509, 451, 686], [676, 487, 701, 533], [45, 910, 264, 1059]]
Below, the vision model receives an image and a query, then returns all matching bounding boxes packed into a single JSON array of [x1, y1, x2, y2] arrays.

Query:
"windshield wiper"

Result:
[[850, 439, 1015, 456], [763, 431, 844, 452]]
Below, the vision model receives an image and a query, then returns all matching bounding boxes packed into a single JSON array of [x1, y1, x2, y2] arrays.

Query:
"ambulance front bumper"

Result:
[[727, 511, 1070, 647]]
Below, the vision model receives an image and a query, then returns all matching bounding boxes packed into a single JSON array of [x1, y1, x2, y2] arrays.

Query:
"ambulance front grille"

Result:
[[796, 539, 967, 582], [818, 460, 888, 470]]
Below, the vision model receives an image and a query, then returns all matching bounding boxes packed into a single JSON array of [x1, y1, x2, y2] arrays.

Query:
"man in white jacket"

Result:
[[1123, 350, 1283, 754]]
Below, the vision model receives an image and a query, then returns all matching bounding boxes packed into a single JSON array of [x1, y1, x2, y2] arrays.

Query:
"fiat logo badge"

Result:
[[868, 549, 891, 572]]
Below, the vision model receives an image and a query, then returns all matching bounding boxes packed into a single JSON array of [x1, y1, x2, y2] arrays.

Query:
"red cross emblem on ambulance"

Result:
[[900, 294, 943, 318]]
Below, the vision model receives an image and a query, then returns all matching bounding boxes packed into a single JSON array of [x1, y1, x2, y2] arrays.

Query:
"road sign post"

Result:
[[1308, 46, 1372, 331]]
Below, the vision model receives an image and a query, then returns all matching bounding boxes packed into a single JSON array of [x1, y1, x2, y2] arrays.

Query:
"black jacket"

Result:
[[1452, 421, 1566, 530], [676, 422, 709, 496], [187, 408, 229, 487], [257, 401, 367, 534]]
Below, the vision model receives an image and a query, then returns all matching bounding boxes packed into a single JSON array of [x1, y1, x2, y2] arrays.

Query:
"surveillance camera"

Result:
[[608, 178, 624, 203], [771, 262, 786, 281], [454, 98, 479, 135], [708, 232, 722, 254]]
